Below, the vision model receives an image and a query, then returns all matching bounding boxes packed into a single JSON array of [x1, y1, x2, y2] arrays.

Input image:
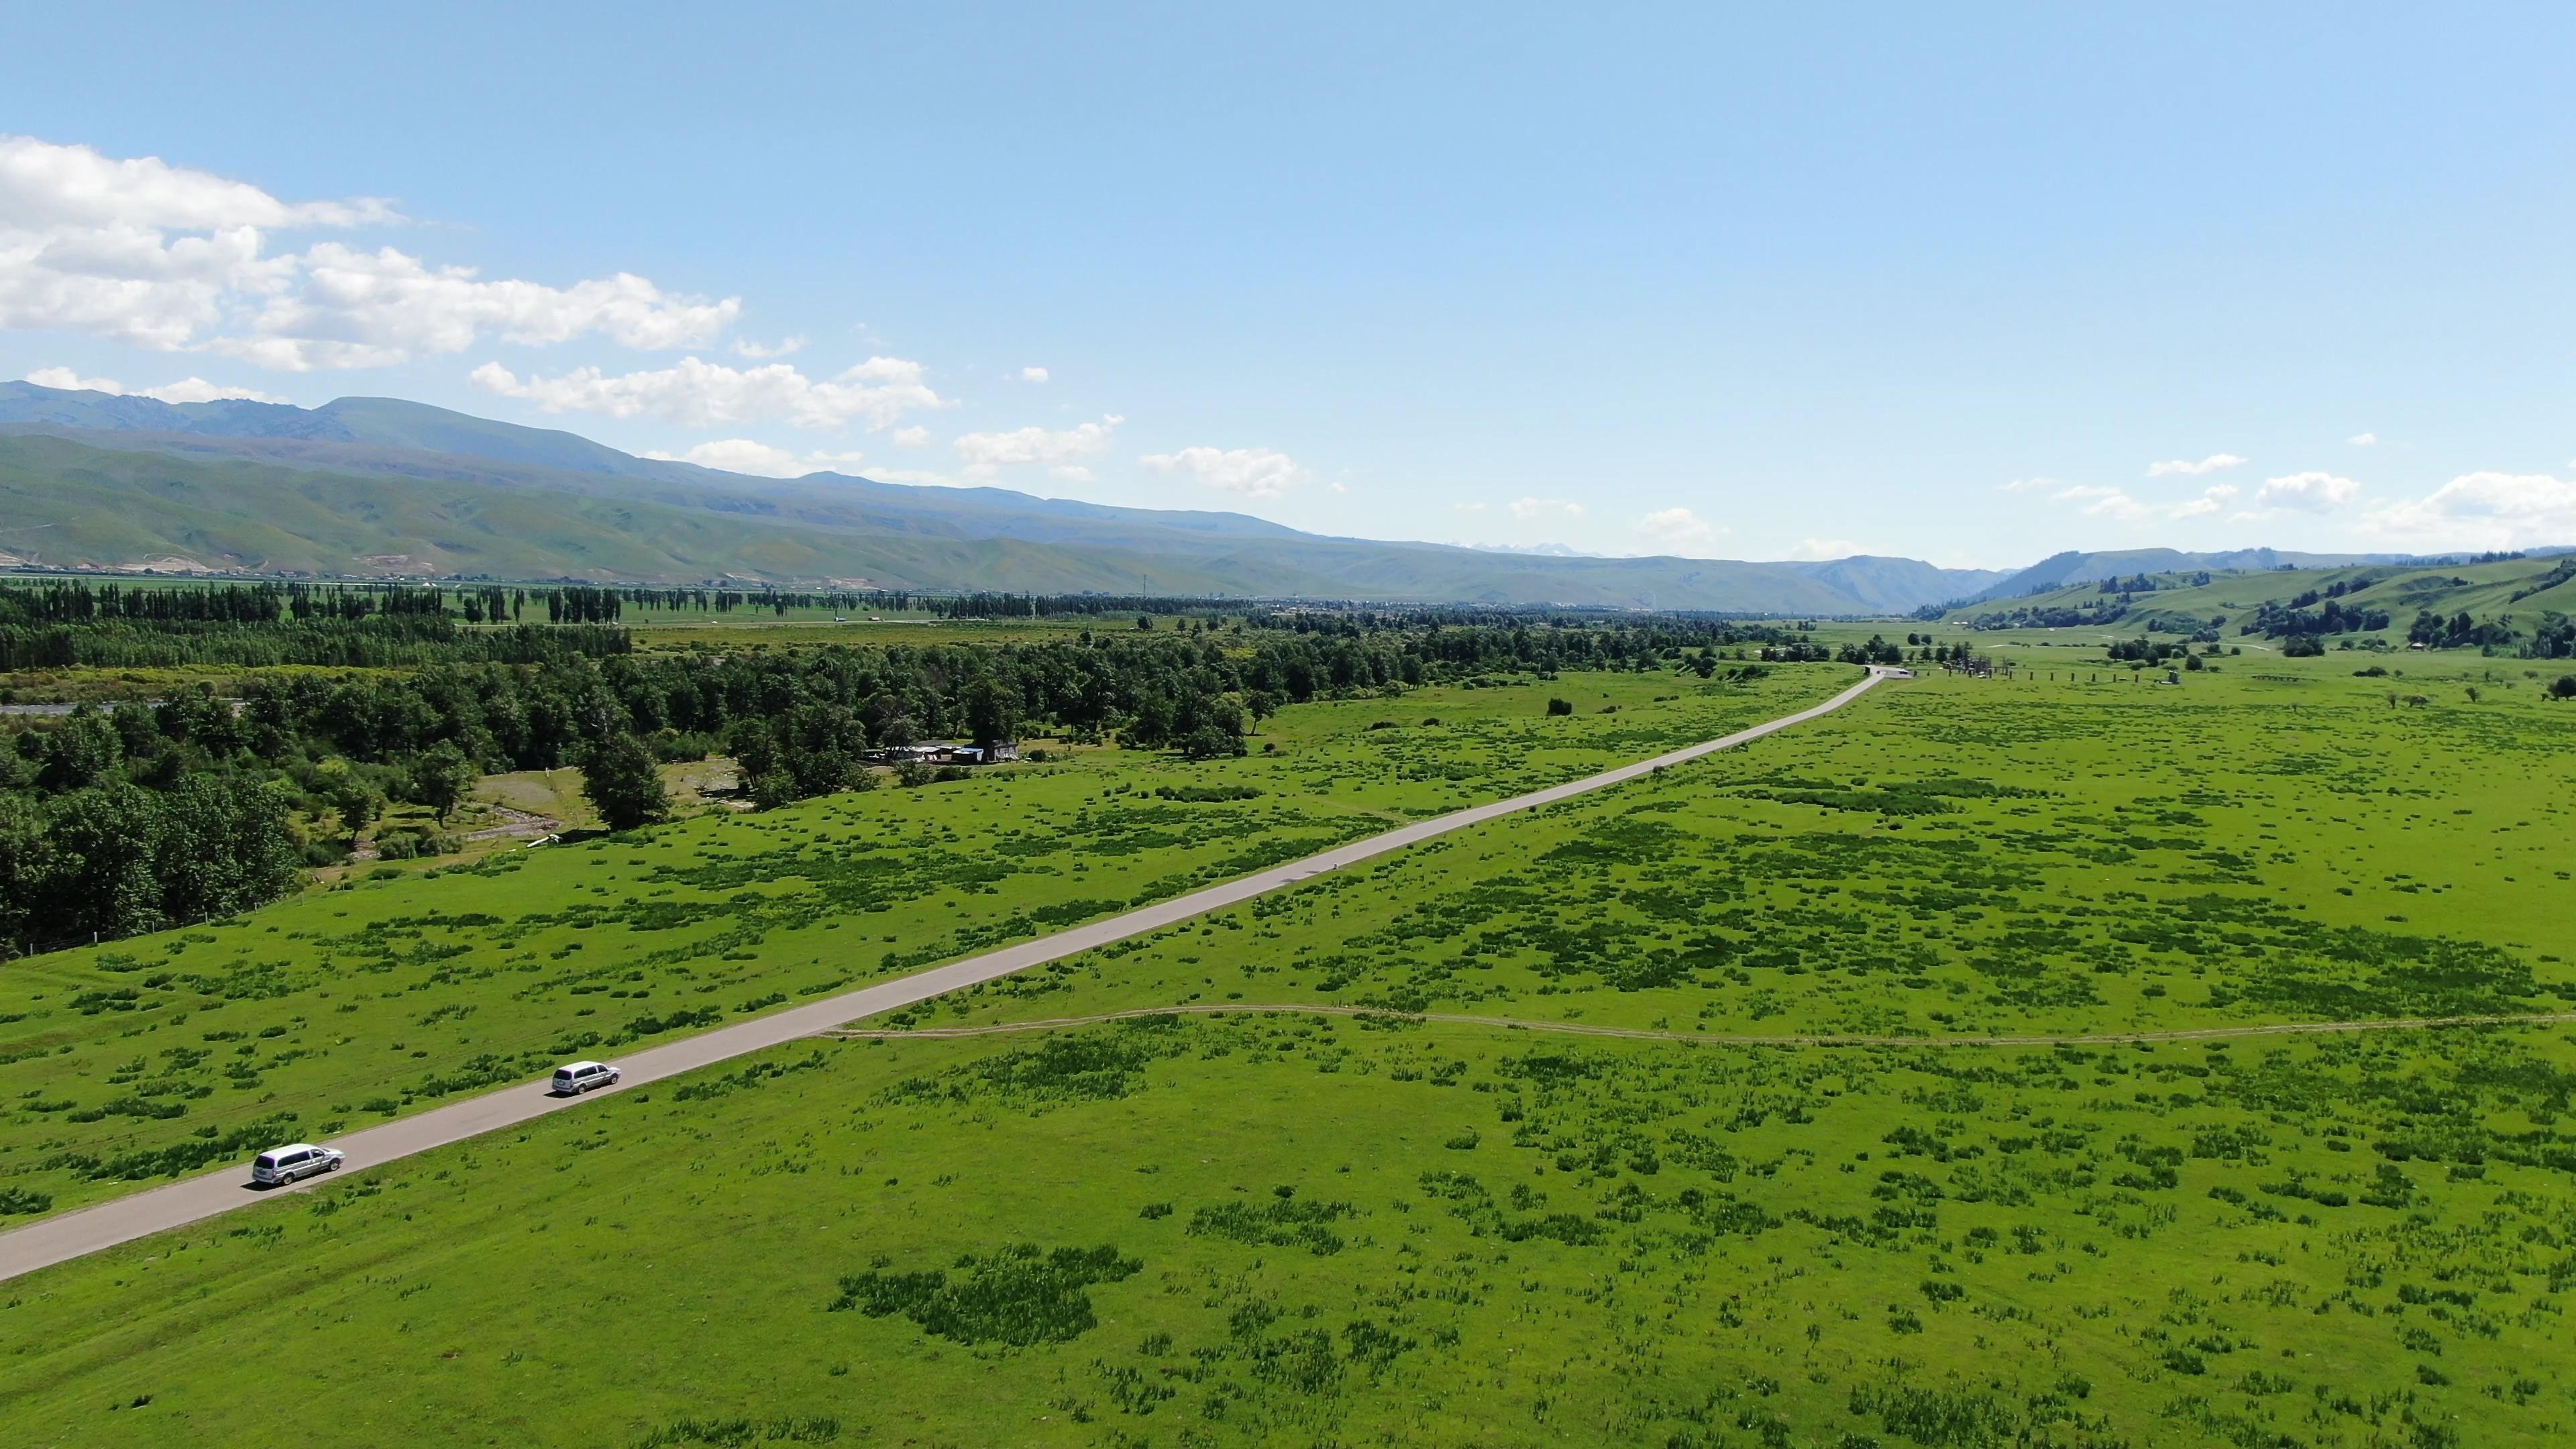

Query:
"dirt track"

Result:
[[830, 1002, 2576, 1048]]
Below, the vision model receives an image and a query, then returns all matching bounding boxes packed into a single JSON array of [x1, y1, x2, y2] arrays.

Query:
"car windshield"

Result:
[[254, 1155, 276, 1169], [554, 1069, 574, 1079]]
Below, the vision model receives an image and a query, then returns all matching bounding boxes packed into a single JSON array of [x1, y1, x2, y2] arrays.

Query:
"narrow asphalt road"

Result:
[[0, 667, 1891, 1283]]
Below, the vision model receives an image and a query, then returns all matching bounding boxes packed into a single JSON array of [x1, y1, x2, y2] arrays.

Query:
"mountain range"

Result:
[[0, 380, 2540, 614]]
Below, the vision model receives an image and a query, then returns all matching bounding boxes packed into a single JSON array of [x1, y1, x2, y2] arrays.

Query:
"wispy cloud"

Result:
[[472, 356, 944, 430], [2145, 453, 2247, 478], [1633, 506, 1727, 556], [1786, 537, 1869, 559], [2053, 480, 2241, 523]]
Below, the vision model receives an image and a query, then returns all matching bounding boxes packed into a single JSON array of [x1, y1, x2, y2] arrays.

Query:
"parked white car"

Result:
[[252, 1143, 343, 1187], [551, 1060, 621, 1095]]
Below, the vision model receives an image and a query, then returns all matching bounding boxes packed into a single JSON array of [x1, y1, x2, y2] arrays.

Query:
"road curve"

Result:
[[0, 667, 1891, 1283]]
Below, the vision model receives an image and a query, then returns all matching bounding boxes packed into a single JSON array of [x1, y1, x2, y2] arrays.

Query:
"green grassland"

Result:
[[5, 658, 2575, 1448], [0, 665, 1821, 1219]]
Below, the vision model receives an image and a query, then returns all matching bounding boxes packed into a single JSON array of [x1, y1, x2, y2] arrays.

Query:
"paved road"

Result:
[[0, 667, 1891, 1283]]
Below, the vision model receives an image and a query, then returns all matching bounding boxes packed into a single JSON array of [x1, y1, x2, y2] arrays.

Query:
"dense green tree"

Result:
[[582, 732, 671, 833], [33, 711, 120, 792], [963, 677, 1017, 751], [152, 777, 300, 926], [0, 795, 47, 946], [43, 784, 165, 941], [331, 775, 382, 844], [410, 742, 478, 823]]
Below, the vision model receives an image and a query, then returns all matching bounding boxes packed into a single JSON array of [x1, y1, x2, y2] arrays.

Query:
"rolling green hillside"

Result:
[[1942, 553, 2576, 655], [1962, 546, 2428, 603]]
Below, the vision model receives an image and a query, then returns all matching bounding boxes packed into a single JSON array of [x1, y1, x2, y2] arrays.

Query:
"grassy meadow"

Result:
[[5, 651, 2576, 1448], [0, 664, 1823, 1219]]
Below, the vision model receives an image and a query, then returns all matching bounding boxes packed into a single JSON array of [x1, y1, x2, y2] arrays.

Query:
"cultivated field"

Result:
[[3, 657, 2571, 1446]]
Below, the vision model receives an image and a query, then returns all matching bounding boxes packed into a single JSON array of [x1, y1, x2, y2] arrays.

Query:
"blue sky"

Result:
[[3, 4, 2572, 566]]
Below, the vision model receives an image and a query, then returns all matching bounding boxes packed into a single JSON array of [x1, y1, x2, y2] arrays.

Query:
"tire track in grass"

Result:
[[828, 1003, 2576, 1048]]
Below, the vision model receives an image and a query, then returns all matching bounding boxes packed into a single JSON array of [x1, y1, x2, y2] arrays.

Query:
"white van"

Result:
[[252, 1143, 343, 1187], [551, 1060, 621, 1095]]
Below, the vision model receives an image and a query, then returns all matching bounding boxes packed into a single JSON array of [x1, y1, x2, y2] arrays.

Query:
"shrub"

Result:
[[827, 1244, 1141, 1346]]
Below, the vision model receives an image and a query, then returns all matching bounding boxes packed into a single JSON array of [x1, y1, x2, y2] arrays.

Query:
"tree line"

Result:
[[0, 618, 1816, 952]]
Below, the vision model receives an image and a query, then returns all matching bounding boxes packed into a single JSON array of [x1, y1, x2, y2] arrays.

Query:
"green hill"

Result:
[[1941, 554, 2576, 656]]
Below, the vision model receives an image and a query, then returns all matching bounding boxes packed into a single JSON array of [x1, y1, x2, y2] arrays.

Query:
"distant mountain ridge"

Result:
[[7, 379, 2532, 613]]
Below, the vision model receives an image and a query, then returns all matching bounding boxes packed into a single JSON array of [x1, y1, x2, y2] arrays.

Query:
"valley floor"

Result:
[[4, 657, 2573, 1448]]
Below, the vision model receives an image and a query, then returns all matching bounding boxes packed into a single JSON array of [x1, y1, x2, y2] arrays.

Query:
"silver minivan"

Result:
[[551, 1060, 621, 1095], [252, 1142, 344, 1187]]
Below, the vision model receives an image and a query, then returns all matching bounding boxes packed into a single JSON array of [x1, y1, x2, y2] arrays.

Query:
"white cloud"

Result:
[[21, 364, 284, 403], [1997, 475, 2060, 492], [2359, 472, 2576, 551], [0, 136, 394, 231], [471, 355, 943, 430], [1786, 537, 1869, 559], [1633, 506, 1729, 555], [2051, 484, 2152, 521], [2145, 453, 2247, 478], [639, 438, 869, 478], [732, 335, 803, 359], [952, 415, 1122, 478], [2252, 471, 2362, 513], [1507, 496, 1585, 520], [23, 366, 117, 392], [2168, 483, 2240, 519], [2050, 480, 2246, 523], [0, 134, 737, 368], [2349, 431, 2378, 447], [1049, 466, 1093, 483], [1141, 445, 1305, 499], [1020, 366, 1049, 382], [892, 425, 930, 447], [1452, 501, 1489, 514]]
